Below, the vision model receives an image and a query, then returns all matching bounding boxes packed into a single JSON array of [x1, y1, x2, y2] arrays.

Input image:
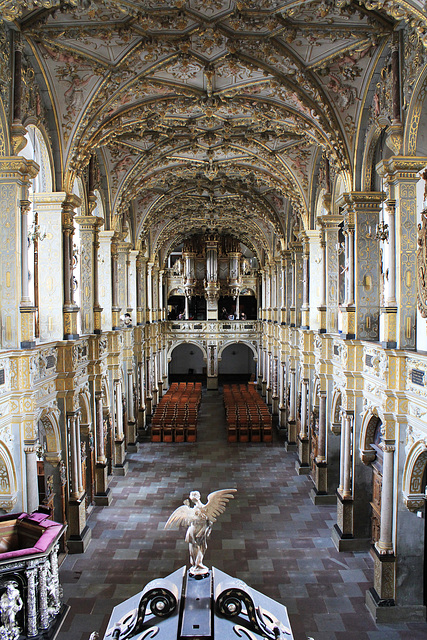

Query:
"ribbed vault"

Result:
[[11, 0, 427, 260]]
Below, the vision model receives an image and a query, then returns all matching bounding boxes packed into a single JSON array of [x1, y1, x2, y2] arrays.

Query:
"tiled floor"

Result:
[[57, 389, 427, 640]]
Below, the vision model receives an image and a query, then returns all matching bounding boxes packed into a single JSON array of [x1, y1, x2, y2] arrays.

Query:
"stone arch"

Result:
[[402, 440, 427, 512], [0, 444, 17, 513], [167, 340, 207, 363], [332, 172, 351, 213], [312, 377, 320, 408], [315, 187, 326, 220], [93, 188, 105, 223], [330, 389, 342, 434], [0, 96, 10, 157], [218, 340, 258, 361], [21, 124, 54, 193], [79, 387, 92, 426], [38, 408, 62, 465], [405, 63, 427, 156], [359, 409, 382, 465], [102, 375, 111, 411], [361, 122, 385, 192]]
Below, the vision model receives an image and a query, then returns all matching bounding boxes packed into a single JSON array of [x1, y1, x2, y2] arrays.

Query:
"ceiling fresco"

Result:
[[4, 0, 427, 261]]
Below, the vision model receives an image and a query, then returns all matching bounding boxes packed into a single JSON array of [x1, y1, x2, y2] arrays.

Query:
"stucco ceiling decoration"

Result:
[[10, 0, 425, 254]]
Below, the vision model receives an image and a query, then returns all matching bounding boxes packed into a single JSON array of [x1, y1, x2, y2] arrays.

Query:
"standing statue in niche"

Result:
[[173, 258, 183, 276], [164, 489, 236, 575], [241, 258, 251, 275], [0, 582, 23, 640]]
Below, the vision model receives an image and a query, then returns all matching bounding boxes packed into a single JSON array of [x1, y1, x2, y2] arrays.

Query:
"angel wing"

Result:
[[203, 489, 236, 523], [164, 504, 194, 530]]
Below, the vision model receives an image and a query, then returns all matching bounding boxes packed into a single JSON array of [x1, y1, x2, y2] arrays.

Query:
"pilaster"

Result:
[[376, 156, 427, 348], [99, 230, 114, 331], [35, 192, 66, 341], [62, 194, 81, 340], [0, 157, 39, 348]]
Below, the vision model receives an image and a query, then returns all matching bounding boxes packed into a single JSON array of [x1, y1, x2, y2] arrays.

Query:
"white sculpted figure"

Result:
[[164, 489, 236, 575], [0, 582, 23, 639]]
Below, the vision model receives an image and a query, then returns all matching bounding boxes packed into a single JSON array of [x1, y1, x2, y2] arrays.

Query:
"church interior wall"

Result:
[[0, 1, 427, 627]]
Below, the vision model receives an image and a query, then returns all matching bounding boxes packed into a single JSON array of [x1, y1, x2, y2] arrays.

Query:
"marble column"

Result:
[[301, 237, 310, 329], [290, 254, 296, 327], [158, 269, 165, 321], [271, 356, 279, 415], [278, 361, 286, 428], [280, 255, 286, 324], [67, 411, 91, 553], [111, 237, 121, 329], [62, 195, 81, 339], [367, 444, 397, 620], [126, 369, 137, 449], [318, 222, 327, 332], [310, 389, 331, 503], [24, 444, 39, 513], [297, 378, 310, 473], [377, 444, 395, 554], [117, 242, 130, 319], [147, 263, 153, 323], [68, 414, 80, 500], [136, 254, 145, 325], [287, 367, 297, 450], [128, 249, 138, 324], [99, 230, 114, 331], [94, 391, 110, 506], [113, 381, 127, 475]]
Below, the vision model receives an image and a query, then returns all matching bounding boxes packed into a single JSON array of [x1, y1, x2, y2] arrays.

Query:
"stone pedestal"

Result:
[[366, 546, 426, 622], [63, 305, 79, 340], [310, 461, 336, 505], [67, 497, 91, 553], [146, 396, 153, 418], [207, 376, 218, 390], [380, 306, 397, 349], [113, 438, 128, 476], [271, 396, 279, 415], [127, 420, 138, 451], [296, 435, 310, 474], [94, 462, 111, 506], [286, 419, 297, 451], [332, 493, 369, 551], [339, 306, 355, 339]]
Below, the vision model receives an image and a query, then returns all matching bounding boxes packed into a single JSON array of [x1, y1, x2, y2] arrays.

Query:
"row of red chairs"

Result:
[[223, 384, 272, 443], [151, 383, 202, 442]]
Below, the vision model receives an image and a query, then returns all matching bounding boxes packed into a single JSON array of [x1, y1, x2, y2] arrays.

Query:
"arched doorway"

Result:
[[218, 343, 256, 385], [169, 343, 206, 383]]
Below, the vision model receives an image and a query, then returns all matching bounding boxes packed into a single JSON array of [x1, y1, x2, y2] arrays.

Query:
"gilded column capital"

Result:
[[0, 157, 39, 181], [62, 194, 82, 228], [376, 156, 427, 181], [317, 213, 343, 230]]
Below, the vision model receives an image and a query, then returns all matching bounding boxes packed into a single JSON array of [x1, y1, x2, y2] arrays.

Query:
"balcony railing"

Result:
[[166, 320, 260, 333]]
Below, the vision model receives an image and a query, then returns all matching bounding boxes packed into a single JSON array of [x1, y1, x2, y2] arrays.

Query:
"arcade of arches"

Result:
[[2, 0, 427, 632]]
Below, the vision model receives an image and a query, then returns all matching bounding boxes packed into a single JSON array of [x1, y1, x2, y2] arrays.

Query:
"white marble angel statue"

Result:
[[164, 489, 236, 575]]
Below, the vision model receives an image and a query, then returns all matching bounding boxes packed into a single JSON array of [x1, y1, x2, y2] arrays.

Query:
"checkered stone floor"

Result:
[[57, 389, 427, 640]]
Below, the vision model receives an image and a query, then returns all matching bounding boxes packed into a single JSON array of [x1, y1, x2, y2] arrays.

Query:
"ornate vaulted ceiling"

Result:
[[7, 0, 427, 262]]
